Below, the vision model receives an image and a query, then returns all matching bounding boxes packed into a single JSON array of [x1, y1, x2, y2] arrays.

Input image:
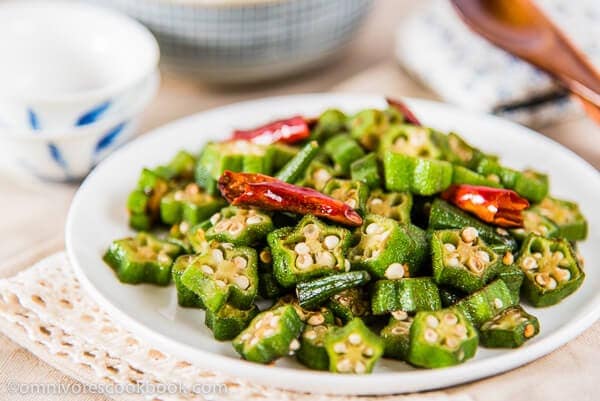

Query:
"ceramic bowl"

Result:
[[0, 1, 159, 130]]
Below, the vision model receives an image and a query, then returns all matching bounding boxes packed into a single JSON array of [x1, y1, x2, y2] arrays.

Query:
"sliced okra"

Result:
[[383, 153, 453, 196], [103, 232, 182, 285], [324, 134, 366, 175], [510, 208, 559, 241], [296, 324, 333, 370], [205, 206, 274, 246], [429, 199, 518, 254], [366, 189, 412, 224], [311, 108, 348, 143], [296, 271, 371, 310], [180, 244, 258, 312], [350, 153, 382, 189], [453, 279, 515, 327], [536, 197, 588, 241], [160, 183, 225, 225], [350, 215, 428, 279], [186, 221, 212, 254], [513, 169, 549, 203], [327, 287, 371, 324], [378, 125, 443, 159], [380, 315, 413, 360], [479, 305, 539, 348], [371, 278, 441, 315], [516, 234, 584, 307], [172, 255, 205, 308], [296, 161, 337, 191], [324, 318, 384, 374], [475, 158, 519, 189], [322, 179, 369, 213], [494, 262, 524, 304], [127, 168, 171, 230], [166, 150, 196, 181], [452, 166, 502, 188], [267, 215, 352, 287], [205, 303, 260, 341], [275, 141, 320, 184], [348, 109, 390, 151], [438, 132, 484, 169], [431, 227, 500, 293], [407, 308, 478, 368]]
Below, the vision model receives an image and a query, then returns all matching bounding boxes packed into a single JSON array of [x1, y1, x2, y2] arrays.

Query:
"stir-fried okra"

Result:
[[104, 99, 588, 373]]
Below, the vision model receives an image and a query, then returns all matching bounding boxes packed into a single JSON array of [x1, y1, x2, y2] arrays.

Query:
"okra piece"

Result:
[[233, 305, 304, 364], [296, 324, 333, 370], [371, 278, 442, 315], [267, 215, 352, 287], [383, 153, 453, 196], [513, 169, 549, 203], [275, 141, 320, 184], [475, 158, 519, 189], [327, 287, 371, 323], [378, 125, 443, 159], [366, 190, 412, 224], [273, 294, 336, 326], [296, 271, 371, 310], [406, 309, 478, 368], [172, 255, 205, 308], [536, 197, 588, 241], [311, 108, 348, 143], [479, 305, 540, 348], [349, 109, 389, 151], [431, 227, 500, 293], [494, 261, 524, 303], [181, 244, 258, 312], [103, 232, 182, 285], [510, 208, 559, 241], [324, 318, 384, 374], [166, 150, 196, 181], [438, 132, 484, 169], [205, 303, 260, 341], [160, 183, 225, 225], [127, 168, 171, 230], [324, 134, 365, 175], [350, 215, 428, 279], [452, 166, 502, 188], [205, 206, 274, 246], [516, 234, 584, 307], [296, 161, 337, 191], [453, 279, 515, 326], [257, 247, 285, 300], [350, 153, 382, 189], [429, 199, 518, 253], [380, 315, 413, 360], [322, 179, 369, 213], [167, 221, 194, 254]]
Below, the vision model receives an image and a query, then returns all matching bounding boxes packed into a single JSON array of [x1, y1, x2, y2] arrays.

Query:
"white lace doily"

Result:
[[0, 252, 469, 401]]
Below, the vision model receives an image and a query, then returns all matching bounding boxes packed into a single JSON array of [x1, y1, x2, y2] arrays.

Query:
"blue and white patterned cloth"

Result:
[[396, 0, 600, 127]]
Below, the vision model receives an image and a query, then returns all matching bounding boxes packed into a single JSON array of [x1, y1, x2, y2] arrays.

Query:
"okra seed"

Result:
[[157, 252, 170, 264], [370, 198, 383, 205], [391, 310, 408, 321], [444, 243, 457, 252], [265, 312, 274, 319], [303, 224, 320, 239], [174, 191, 185, 201], [324, 235, 340, 250], [524, 324, 535, 338], [443, 313, 458, 326], [214, 220, 230, 233], [354, 361, 366, 374], [424, 328, 438, 343], [259, 250, 272, 264], [496, 227, 508, 236], [348, 333, 362, 345], [221, 242, 234, 250], [476, 250, 490, 264], [384, 263, 406, 279], [461, 227, 479, 243], [215, 280, 226, 288], [241, 333, 251, 341], [336, 358, 352, 372], [296, 254, 314, 270], [294, 242, 310, 255], [493, 298, 503, 309], [467, 257, 485, 274], [554, 268, 571, 282], [304, 330, 317, 340], [263, 328, 276, 337], [270, 316, 280, 327], [535, 273, 548, 286], [289, 339, 300, 351], [503, 252, 514, 265], [201, 265, 214, 275], [344, 259, 351, 271], [233, 275, 250, 290], [366, 223, 383, 235], [333, 342, 347, 354], [521, 256, 538, 270], [211, 249, 224, 264], [426, 315, 439, 328], [249, 337, 259, 346], [448, 257, 460, 267], [246, 216, 263, 225], [391, 326, 407, 335], [547, 277, 557, 290], [209, 213, 221, 226], [316, 251, 336, 267], [553, 251, 564, 261], [233, 256, 247, 269], [179, 221, 190, 234], [362, 347, 374, 357], [346, 199, 357, 209], [185, 183, 199, 195], [228, 222, 244, 235], [255, 319, 264, 329], [444, 337, 459, 349], [454, 324, 467, 338], [533, 252, 542, 260], [307, 314, 325, 326]]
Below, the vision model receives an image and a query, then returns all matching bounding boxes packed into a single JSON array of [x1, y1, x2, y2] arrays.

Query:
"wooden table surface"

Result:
[[0, 1, 597, 400]]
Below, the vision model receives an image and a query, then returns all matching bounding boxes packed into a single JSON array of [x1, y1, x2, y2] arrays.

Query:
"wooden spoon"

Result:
[[450, 0, 600, 124]]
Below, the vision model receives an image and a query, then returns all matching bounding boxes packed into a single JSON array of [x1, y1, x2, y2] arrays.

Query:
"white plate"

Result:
[[66, 94, 600, 395]]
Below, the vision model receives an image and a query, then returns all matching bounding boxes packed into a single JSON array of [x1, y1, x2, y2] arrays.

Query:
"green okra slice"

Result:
[[127, 168, 171, 230], [233, 305, 304, 364], [324, 134, 365, 175], [257, 247, 285, 300], [429, 199, 518, 253], [437, 132, 485, 169], [451, 166, 502, 188], [366, 189, 412, 224], [510, 208, 559, 241], [267, 215, 352, 287], [103, 232, 182, 285], [348, 108, 390, 151], [296, 271, 371, 310], [172, 255, 205, 308], [475, 158, 520, 189], [296, 324, 334, 370], [166, 150, 196, 181], [513, 169, 549, 203], [311, 108, 348, 143], [273, 294, 336, 326], [324, 318, 384, 374], [378, 125, 443, 159], [327, 287, 371, 324], [181, 244, 258, 312], [350, 153, 382, 189], [516, 234, 584, 307], [275, 141, 320, 184], [479, 305, 540, 348], [380, 315, 413, 360], [160, 183, 225, 225], [453, 279, 515, 327], [494, 261, 524, 304], [349, 215, 428, 279], [186, 221, 212, 254], [536, 197, 588, 241], [296, 161, 337, 191], [371, 278, 442, 315], [383, 153, 453, 196], [205, 206, 274, 246], [322, 179, 369, 213], [205, 303, 260, 341], [431, 227, 500, 293], [407, 309, 478, 368]]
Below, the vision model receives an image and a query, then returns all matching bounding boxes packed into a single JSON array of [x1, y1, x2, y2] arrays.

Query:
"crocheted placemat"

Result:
[[0, 252, 468, 401]]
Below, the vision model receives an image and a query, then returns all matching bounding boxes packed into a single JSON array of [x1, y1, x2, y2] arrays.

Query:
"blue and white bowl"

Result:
[[0, 1, 159, 130], [84, 0, 373, 83]]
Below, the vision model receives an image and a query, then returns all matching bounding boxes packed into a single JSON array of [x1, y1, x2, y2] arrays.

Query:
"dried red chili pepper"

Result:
[[441, 184, 529, 228], [230, 116, 310, 145], [218, 171, 363, 227], [386, 97, 422, 126]]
